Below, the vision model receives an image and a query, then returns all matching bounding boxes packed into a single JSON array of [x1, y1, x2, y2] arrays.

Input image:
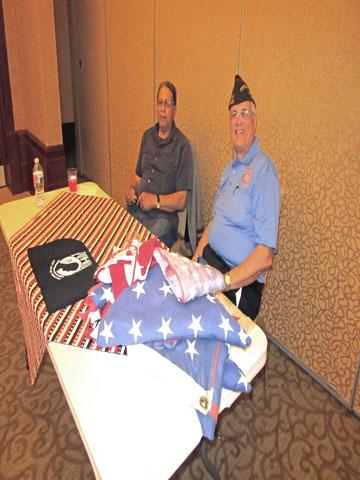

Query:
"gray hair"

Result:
[[157, 81, 177, 105]]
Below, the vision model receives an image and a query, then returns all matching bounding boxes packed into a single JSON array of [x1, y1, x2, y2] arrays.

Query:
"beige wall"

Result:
[[156, 0, 242, 221], [249, 0, 360, 406], [3, 0, 62, 146], [107, 1, 154, 202], [2, 0, 25, 129]]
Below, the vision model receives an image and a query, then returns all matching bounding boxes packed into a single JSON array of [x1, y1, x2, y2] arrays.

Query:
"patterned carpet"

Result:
[[0, 225, 359, 479]]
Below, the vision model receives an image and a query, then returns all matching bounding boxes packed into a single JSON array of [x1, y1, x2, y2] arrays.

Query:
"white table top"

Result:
[[48, 324, 267, 480]]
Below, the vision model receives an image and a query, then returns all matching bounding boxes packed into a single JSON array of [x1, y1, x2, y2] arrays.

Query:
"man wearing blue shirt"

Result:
[[193, 75, 280, 319]]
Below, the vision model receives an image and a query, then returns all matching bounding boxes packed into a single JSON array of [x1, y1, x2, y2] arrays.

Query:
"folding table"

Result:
[[0, 182, 267, 479]]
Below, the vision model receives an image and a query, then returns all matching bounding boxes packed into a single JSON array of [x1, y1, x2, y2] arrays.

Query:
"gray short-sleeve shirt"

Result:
[[135, 123, 193, 198]]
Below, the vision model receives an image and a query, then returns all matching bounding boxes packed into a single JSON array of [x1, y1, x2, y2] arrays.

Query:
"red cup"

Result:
[[67, 167, 78, 193]]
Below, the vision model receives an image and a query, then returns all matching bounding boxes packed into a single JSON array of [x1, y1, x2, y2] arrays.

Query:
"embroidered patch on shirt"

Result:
[[241, 167, 253, 185]]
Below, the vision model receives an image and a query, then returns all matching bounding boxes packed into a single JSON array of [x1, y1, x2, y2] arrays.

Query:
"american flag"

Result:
[[95, 264, 252, 440]]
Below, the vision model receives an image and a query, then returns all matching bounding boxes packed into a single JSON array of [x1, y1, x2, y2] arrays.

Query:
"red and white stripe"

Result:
[[9, 192, 152, 384]]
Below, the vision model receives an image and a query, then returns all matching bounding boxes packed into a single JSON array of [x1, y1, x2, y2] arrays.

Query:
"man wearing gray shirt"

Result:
[[125, 81, 192, 247]]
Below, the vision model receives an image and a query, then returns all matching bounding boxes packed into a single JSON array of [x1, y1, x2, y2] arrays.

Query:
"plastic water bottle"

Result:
[[33, 157, 45, 207]]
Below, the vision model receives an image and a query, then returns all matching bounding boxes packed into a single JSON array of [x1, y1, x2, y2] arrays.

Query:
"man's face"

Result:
[[229, 101, 257, 159], [157, 86, 176, 136]]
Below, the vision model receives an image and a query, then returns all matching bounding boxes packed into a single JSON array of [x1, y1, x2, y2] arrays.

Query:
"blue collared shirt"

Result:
[[208, 138, 280, 283]]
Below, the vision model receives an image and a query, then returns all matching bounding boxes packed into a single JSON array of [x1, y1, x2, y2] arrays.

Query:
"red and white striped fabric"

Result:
[[9, 192, 152, 384]]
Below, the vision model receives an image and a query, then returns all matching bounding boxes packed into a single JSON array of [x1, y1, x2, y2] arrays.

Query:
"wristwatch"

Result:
[[224, 272, 231, 289], [156, 193, 161, 209]]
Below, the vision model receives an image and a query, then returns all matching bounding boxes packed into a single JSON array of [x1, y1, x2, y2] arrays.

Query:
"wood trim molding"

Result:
[[14, 129, 67, 194], [4, 131, 23, 193], [5, 129, 66, 194]]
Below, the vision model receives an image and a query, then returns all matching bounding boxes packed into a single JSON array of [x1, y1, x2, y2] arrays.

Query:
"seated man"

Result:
[[193, 75, 280, 320], [125, 81, 192, 247]]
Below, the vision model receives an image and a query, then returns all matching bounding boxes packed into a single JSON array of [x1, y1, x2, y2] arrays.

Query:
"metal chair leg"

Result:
[[199, 437, 221, 480]]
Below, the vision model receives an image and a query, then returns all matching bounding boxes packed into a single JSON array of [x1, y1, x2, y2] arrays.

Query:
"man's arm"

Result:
[[225, 244, 273, 290], [125, 175, 141, 204], [193, 223, 273, 285], [137, 190, 187, 212]]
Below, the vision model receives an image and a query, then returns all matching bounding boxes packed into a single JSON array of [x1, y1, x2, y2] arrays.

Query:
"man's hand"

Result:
[[192, 248, 202, 262], [192, 221, 212, 262], [125, 186, 138, 205], [137, 192, 157, 212], [125, 175, 141, 205]]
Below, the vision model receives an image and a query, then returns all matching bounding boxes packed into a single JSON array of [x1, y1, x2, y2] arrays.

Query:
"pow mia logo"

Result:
[[50, 251, 93, 280]]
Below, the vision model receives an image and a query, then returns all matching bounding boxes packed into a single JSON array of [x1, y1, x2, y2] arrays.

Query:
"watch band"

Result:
[[156, 193, 161, 209]]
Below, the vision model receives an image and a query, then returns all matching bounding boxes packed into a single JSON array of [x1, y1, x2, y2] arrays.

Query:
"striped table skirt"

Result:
[[9, 192, 152, 384]]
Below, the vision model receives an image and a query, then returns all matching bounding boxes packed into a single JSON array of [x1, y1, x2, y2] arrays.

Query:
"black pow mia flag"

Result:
[[28, 238, 97, 314]]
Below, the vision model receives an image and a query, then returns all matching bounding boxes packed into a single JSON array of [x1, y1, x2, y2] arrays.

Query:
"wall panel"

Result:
[[69, 1, 110, 193], [3, 0, 62, 146], [243, 0, 360, 405], [156, 0, 242, 222], [107, 1, 154, 203], [54, 0, 74, 124], [37, 1, 63, 145], [2, 0, 25, 129]]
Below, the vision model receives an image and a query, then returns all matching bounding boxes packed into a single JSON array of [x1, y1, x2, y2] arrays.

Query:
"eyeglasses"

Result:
[[157, 98, 174, 108], [230, 109, 255, 121]]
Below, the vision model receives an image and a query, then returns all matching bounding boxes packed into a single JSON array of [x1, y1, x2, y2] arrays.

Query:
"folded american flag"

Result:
[[96, 264, 250, 349], [96, 264, 252, 440]]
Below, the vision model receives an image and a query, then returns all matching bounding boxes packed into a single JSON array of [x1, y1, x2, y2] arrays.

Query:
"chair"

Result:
[[172, 141, 204, 255]]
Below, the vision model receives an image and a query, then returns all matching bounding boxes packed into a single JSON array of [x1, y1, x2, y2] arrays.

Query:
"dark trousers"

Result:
[[126, 203, 178, 248], [202, 244, 264, 320]]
